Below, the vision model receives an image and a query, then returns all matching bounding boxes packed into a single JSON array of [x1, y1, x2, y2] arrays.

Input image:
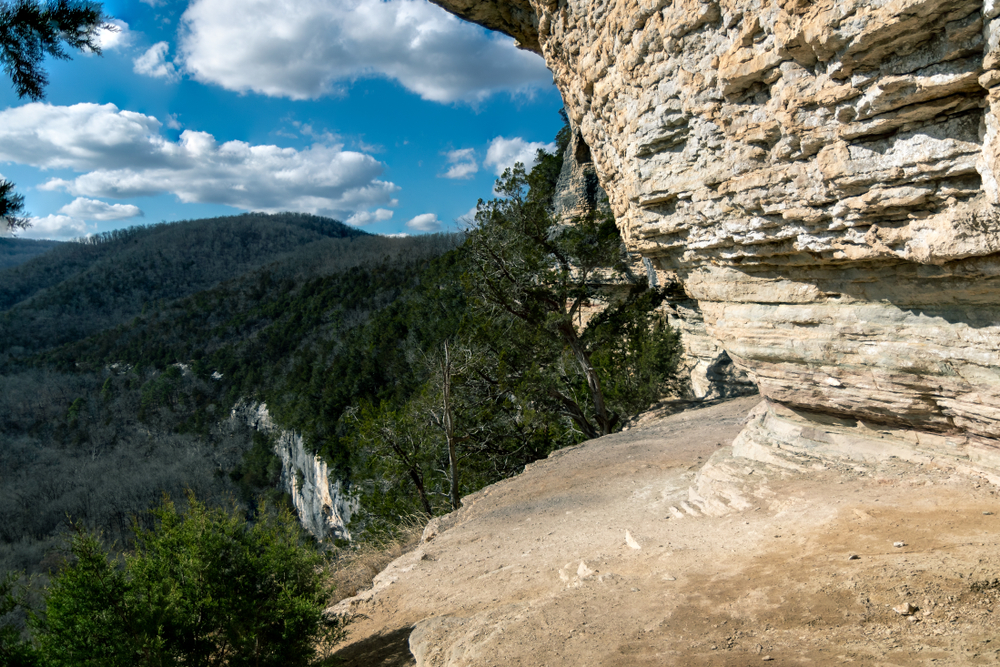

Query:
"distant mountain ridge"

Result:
[[0, 237, 63, 270], [0, 212, 368, 357]]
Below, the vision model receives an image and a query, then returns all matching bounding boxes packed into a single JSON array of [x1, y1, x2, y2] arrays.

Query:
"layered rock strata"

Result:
[[433, 0, 1000, 473]]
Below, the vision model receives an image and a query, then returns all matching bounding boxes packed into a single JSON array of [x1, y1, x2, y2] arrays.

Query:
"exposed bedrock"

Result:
[[231, 401, 356, 542], [432, 0, 1000, 473]]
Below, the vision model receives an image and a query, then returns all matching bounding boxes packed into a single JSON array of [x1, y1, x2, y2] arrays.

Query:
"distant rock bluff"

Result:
[[432, 0, 1000, 479]]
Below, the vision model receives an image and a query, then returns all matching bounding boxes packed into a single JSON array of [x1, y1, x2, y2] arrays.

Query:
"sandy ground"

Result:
[[328, 396, 1000, 666]]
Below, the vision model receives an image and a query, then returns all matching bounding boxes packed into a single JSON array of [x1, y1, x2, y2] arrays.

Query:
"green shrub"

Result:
[[30, 494, 343, 667]]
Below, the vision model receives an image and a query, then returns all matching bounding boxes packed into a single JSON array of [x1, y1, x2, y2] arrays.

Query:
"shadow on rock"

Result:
[[326, 625, 416, 667]]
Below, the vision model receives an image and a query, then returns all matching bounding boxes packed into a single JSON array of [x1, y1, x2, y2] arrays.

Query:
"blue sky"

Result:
[[0, 0, 565, 239]]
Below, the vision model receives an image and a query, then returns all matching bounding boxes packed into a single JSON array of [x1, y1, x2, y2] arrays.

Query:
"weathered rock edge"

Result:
[[431, 0, 1000, 475]]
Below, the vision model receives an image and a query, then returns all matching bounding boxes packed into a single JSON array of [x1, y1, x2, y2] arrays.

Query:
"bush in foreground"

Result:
[[7, 494, 343, 667]]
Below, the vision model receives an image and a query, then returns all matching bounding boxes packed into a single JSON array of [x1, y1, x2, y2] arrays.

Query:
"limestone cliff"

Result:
[[432, 0, 1000, 476], [231, 401, 356, 542]]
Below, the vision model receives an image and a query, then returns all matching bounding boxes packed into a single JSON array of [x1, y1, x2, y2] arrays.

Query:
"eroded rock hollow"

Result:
[[433, 0, 1000, 477]]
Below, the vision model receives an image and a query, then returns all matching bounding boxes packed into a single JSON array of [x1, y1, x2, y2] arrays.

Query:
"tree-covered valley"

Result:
[[0, 211, 461, 573]]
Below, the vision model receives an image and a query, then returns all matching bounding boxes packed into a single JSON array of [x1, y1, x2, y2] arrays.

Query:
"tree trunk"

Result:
[[546, 387, 599, 439], [389, 437, 433, 516], [443, 342, 461, 510], [560, 322, 615, 436], [408, 468, 433, 517]]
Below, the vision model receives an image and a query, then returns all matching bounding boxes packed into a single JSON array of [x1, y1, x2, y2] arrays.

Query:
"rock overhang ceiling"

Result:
[[431, 0, 1000, 477]]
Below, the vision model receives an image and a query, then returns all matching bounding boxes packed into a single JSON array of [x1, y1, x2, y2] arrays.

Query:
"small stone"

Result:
[[662, 573, 676, 581], [894, 602, 917, 616], [625, 530, 642, 550], [984, 511, 994, 515], [893, 541, 906, 548], [762, 656, 773, 661], [848, 554, 860, 560]]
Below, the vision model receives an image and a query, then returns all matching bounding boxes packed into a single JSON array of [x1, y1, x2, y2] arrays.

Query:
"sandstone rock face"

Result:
[[433, 0, 1000, 470], [657, 276, 758, 399], [429, 0, 540, 52]]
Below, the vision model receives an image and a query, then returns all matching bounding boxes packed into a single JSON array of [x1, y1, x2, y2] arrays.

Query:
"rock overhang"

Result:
[[431, 0, 1000, 477]]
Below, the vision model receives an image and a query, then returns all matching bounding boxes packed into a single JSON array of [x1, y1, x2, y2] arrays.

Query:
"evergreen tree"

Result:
[[29, 495, 343, 667], [0, 179, 28, 231], [465, 164, 629, 437]]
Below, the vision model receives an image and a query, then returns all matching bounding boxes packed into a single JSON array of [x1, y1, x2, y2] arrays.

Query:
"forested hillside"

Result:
[[0, 212, 367, 357], [0, 213, 459, 575], [0, 238, 61, 271]]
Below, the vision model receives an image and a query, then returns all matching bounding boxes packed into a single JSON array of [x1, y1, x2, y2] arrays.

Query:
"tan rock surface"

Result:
[[431, 0, 1000, 474], [330, 397, 1000, 666]]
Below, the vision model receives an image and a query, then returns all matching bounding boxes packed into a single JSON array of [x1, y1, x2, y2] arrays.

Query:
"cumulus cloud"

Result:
[[0, 103, 399, 218], [96, 19, 133, 51], [20, 215, 93, 240], [346, 208, 393, 226], [484, 137, 557, 176], [134, 42, 180, 81], [406, 213, 440, 232], [58, 197, 144, 221], [140, 0, 167, 5], [177, 0, 551, 103], [441, 148, 477, 180], [0, 103, 165, 170]]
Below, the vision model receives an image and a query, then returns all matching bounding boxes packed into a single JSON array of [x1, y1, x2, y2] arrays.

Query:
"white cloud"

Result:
[[58, 197, 144, 221], [356, 140, 383, 153], [140, 0, 167, 6], [293, 122, 340, 145], [165, 113, 182, 130], [0, 103, 165, 170], [96, 19, 133, 51], [0, 103, 400, 218], [20, 215, 93, 240], [406, 213, 441, 232], [484, 137, 557, 176], [444, 162, 477, 179], [346, 208, 393, 226], [441, 148, 477, 180], [134, 42, 180, 81], [177, 0, 552, 103]]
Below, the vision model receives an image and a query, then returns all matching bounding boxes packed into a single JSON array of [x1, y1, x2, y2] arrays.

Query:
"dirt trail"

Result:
[[330, 397, 1000, 666]]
